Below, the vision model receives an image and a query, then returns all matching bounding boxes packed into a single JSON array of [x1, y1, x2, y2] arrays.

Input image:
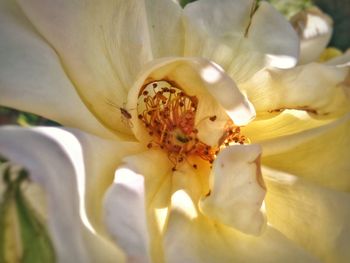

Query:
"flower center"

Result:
[[137, 80, 248, 170]]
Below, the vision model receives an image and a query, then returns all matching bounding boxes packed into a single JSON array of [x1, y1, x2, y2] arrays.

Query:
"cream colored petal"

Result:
[[183, 0, 299, 83], [241, 63, 350, 119], [104, 150, 173, 263], [290, 7, 333, 65], [0, 126, 125, 263], [127, 57, 255, 147], [264, 167, 350, 263], [16, 0, 154, 134], [261, 113, 350, 192], [104, 166, 151, 263], [247, 2, 299, 69], [164, 183, 317, 263], [0, 0, 116, 139], [184, 0, 254, 37], [145, 0, 184, 57], [199, 144, 266, 235], [66, 129, 142, 234]]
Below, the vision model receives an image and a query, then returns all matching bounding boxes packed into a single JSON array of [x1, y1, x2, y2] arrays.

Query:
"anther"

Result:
[[137, 80, 248, 171], [209, 115, 217, 122]]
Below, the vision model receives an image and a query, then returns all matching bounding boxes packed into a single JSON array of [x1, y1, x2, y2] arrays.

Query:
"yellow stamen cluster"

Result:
[[137, 80, 247, 170]]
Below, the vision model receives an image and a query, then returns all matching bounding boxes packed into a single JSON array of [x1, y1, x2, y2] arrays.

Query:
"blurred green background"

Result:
[[1, 0, 349, 127]]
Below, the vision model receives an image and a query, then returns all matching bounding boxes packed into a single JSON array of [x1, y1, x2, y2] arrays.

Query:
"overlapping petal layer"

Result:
[[262, 113, 350, 192], [127, 57, 255, 146], [183, 0, 299, 84], [163, 165, 317, 263], [1, 0, 349, 262], [0, 127, 126, 262], [15, 0, 184, 135], [105, 150, 173, 263], [241, 63, 349, 119], [291, 7, 333, 65], [199, 144, 266, 235], [66, 129, 142, 233], [104, 167, 151, 263], [242, 110, 333, 143]]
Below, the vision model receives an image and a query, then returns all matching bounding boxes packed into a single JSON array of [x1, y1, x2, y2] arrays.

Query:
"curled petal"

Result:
[[66, 129, 142, 233], [290, 7, 333, 65], [105, 150, 173, 262], [164, 180, 317, 262], [0, 127, 125, 262], [128, 57, 255, 147], [183, 0, 299, 83], [247, 2, 299, 69], [199, 144, 266, 235], [242, 63, 350, 119], [104, 166, 151, 263]]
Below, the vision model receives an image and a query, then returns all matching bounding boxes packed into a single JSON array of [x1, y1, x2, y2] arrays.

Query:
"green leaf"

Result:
[[267, 0, 313, 18], [0, 169, 55, 263], [314, 0, 350, 51], [0, 155, 7, 163], [14, 172, 55, 263], [179, 0, 197, 8], [0, 167, 12, 263]]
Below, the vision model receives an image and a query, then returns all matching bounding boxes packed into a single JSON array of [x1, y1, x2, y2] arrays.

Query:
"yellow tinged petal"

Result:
[[325, 49, 350, 67], [262, 113, 350, 192], [319, 48, 343, 63], [243, 110, 333, 143], [164, 185, 317, 262], [158, 164, 317, 262], [242, 63, 349, 119], [264, 167, 350, 263]]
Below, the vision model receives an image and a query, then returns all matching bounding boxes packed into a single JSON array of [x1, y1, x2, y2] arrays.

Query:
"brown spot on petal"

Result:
[[268, 106, 320, 115]]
